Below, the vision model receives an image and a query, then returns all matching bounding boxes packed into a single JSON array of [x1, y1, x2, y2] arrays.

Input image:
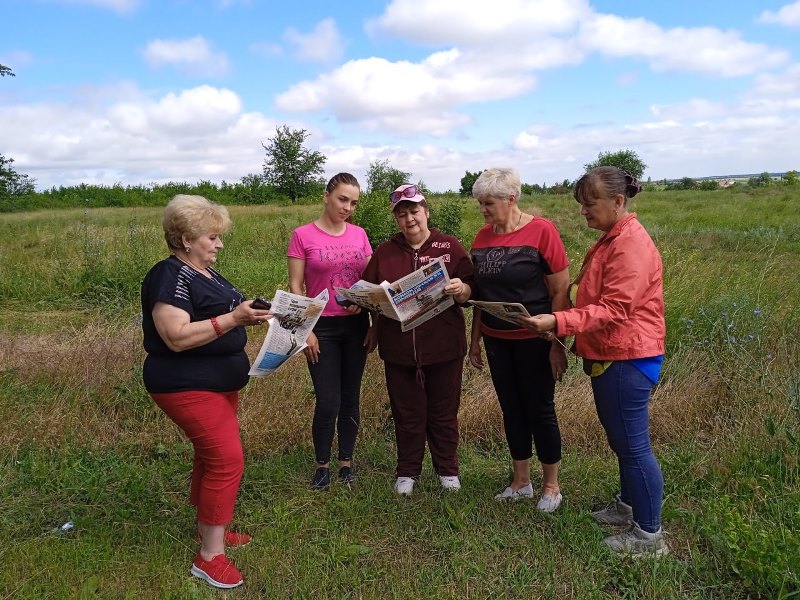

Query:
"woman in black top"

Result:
[[141, 195, 270, 589]]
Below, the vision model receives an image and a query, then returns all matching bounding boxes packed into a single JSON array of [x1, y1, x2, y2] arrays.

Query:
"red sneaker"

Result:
[[195, 530, 252, 548], [190, 554, 244, 589]]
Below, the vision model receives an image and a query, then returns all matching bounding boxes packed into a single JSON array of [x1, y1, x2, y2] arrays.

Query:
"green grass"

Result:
[[1, 441, 769, 599], [0, 187, 799, 598]]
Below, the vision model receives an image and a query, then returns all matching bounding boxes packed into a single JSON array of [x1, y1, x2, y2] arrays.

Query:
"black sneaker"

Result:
[[310, 466, 330, 490], [338, 466, 356, 484]]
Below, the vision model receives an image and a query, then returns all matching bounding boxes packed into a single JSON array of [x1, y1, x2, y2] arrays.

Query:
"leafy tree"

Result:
[[584, 149, 647, 180], [784, 170, 798, 186], [697, 179, 719, 191], [747, 172, 772, 188], [0, 154, 36, 201], [261, 125, 326, 202], [459, 170, 482, 196], [366, 159, 410, 193], [667, 177, 697, 190], [0, 64, 14, 77], [521, 182, 543, 195]]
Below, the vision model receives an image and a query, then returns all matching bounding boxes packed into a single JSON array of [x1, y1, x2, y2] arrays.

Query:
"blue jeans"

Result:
[[591, 361, 663, 532], [307, 314, 369, 465]]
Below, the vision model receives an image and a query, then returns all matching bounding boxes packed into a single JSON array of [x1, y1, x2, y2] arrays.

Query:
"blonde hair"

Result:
[[471, 167, 522, 202], [162, 194, 231, 251]]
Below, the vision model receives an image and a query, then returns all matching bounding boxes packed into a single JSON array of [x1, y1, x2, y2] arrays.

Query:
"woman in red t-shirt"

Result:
[[469, 168, 570, 512]]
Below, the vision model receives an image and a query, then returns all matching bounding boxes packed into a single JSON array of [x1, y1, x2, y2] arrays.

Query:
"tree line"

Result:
[[3, 124, 797, 213]]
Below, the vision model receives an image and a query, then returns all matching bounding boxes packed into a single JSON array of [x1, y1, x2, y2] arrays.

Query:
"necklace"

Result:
[[175, 254, 212, 278], [493, 211, 524, 234]]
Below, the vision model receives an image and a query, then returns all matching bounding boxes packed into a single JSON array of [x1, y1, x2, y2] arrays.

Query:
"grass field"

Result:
[[1, 187, 798, 598]]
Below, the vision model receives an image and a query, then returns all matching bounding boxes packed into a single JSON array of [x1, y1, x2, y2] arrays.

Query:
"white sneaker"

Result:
[[439, 475, 461, 491], [536, 491, 563, 513], [494, 483, 534, 500], [394, 477, 415, 496]]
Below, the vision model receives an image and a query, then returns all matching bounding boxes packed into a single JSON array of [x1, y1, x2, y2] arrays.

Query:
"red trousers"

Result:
[[384, 359, 463, 478], [150, 390, 244, 526]]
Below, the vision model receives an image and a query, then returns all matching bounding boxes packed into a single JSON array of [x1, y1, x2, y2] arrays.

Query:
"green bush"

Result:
[[429, 194, 466, 242], [349, 190, 396, 248], [697, 179, 720, 191]]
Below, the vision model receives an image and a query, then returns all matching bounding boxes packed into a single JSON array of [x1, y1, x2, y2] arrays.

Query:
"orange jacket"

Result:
[[554, 213, 665, 361]]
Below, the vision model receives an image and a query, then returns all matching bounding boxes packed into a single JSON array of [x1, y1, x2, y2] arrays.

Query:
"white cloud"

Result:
[[650, 99, 730, 121], [749, 63, 800, 98], [143, 36, 229, 77], [578, 14, 789, 77], [0, 84, 278, 188], [276, 52, 536, 135], [276, 0, 789, 137], [366, 0, 590, 45], [108, 85, 242, 136], [284, 18, 344, 63], [4, 45, 799, 194], [758, 2, 800, 28]]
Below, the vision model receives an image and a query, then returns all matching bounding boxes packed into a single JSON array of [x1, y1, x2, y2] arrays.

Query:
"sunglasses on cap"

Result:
[[389, 185, 420, 204]]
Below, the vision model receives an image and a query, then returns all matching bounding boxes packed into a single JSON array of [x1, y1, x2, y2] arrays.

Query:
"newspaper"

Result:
[[334, 257, 453, 332], [248, 288, 328, 377], [468, 300, 531, 326]]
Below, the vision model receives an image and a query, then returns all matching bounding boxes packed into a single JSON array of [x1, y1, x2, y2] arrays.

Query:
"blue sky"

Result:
[[1, 0, 799, 192]]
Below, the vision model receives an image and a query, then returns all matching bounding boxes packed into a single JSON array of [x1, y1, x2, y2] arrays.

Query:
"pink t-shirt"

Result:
[[287, 222, 372, 316]]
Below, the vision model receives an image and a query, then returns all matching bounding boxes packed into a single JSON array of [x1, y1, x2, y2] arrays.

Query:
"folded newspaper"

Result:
[[248, 289, 328, 377], [334, 257, 453, 332], [468, 300, 531, 326]]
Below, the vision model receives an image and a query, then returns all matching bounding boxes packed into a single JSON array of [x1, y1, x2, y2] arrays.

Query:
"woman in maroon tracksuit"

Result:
[[363, 184, 474, 495]]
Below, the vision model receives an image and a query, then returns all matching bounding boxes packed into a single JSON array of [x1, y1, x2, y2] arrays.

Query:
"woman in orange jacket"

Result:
[[526, 166, 668, 557]]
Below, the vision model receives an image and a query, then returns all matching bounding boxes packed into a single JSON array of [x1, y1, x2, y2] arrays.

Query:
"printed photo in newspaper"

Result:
[[333, 257, 452, 332], [248, 289, 328, 377]]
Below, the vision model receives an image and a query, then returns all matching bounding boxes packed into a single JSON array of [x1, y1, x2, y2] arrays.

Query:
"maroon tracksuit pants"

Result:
[[384, 358, 463, 478]]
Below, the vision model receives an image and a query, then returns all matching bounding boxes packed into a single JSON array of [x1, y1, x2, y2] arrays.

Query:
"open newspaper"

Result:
[[468, 300, 531, 326], [248, 289, 328, 377], [334, 257, 453, 332]]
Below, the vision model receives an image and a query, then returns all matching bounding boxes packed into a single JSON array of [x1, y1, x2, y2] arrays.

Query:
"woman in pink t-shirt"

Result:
[[287, 173, 373, 490]]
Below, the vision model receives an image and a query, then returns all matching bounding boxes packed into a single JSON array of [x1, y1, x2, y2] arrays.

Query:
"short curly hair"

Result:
[[471, 167, 522, 202], [162, 195, 231, 251]]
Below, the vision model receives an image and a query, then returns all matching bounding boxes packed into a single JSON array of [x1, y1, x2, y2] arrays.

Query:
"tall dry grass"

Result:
[[0, 319, 733, 459]]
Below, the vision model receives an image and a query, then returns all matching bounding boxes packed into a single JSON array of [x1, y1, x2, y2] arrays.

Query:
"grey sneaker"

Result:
[[536, 491, 563, 513], [591, 495, 633, 526], [494, 483, 534, 501], [603, 524, 668, 557]]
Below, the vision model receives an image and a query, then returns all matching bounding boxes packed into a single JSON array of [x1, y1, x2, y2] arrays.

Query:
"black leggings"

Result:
[[483, 335, 561, 464], [307, 314, 369, 464]]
